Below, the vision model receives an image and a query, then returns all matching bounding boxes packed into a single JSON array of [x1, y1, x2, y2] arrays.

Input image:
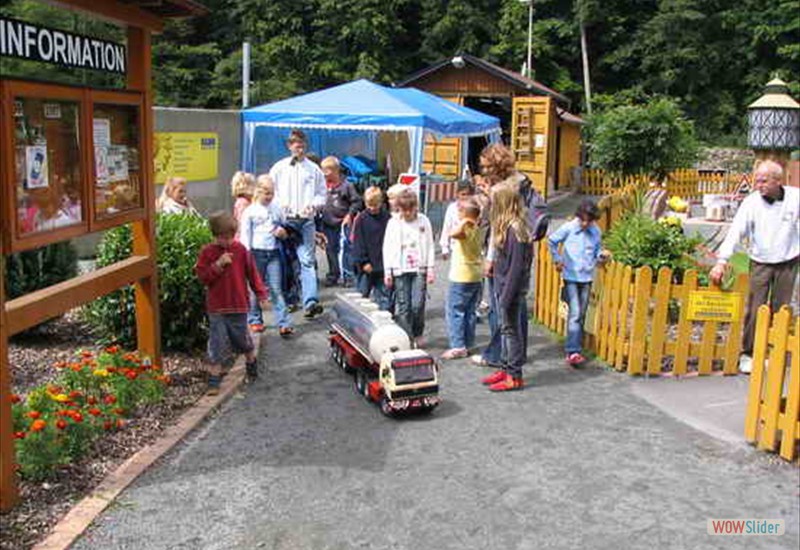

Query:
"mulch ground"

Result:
[[0, 312, 209, 550]]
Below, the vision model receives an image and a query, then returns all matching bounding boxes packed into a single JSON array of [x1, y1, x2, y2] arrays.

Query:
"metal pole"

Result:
[[527, 1, 533, 78], [242, 41, 251, 108], [580, 22, 592, 115]]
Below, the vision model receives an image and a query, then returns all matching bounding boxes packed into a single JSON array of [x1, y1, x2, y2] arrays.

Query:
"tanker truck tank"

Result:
[[331, 293, 410, 364]]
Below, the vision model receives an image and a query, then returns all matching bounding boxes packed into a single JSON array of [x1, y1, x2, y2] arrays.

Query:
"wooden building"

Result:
[[398, 54, 584, 199], [0, 0, 206, 510]]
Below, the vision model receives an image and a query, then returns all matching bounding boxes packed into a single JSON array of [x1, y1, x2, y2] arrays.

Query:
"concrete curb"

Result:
[[32, 351, 252, 550]]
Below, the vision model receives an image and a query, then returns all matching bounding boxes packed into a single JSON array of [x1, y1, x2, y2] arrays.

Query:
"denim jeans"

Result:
[[248, 249, 292, 329], [358, 271, 392, 311], [565, 281, 591, 354], [447, 282, 482, 349], [481, 277, 502, 364], [322, 223, 351, 282], [500, 292, 526, 378], [394, 272, 427, 339], [284, 218, 319, 309]]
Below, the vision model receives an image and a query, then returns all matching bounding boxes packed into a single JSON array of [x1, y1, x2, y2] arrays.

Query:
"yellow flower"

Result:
[[52, 393, 69, 402], [92, 369, 110, 378]]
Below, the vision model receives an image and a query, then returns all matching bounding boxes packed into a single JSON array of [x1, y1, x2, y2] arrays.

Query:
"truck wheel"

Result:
[[380, 397, 394, 417], [330, 341, 340, 365], [354, 370, 368, 397]]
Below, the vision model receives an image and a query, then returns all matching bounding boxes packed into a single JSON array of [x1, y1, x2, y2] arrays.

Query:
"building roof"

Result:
[[397, 53, 569, 105], [557, 107, 585, 125], [122, 0, 208, 18]]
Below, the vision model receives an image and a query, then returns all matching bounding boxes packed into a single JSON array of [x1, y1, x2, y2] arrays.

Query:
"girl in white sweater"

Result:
[[382, 190, 435, 346]]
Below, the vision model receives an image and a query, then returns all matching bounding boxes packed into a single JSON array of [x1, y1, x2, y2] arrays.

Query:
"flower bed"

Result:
[[11, 346, 168, 481], [0, 315, 209, 550]]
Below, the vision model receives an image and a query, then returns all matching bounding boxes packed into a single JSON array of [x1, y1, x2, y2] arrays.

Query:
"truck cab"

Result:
[[378, 349, 440, 414]]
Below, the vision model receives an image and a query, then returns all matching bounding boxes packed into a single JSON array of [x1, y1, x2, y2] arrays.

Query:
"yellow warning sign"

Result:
[[154, 132, 219, 184], [686, 291, 742, 323]]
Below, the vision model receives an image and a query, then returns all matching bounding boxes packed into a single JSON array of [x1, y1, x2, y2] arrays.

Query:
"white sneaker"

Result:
[[738, 355, 752, 374], [470, 354, 488, 366]]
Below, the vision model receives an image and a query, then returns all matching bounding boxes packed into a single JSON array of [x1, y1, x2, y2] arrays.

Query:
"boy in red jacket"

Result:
[[195, 212, 269, 393]]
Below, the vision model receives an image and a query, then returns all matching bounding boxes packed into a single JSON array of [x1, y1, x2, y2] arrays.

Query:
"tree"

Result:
[[588, 97, 699, 179]]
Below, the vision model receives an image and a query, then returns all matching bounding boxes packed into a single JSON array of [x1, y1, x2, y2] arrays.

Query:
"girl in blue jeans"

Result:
[[240, 175, 294, 337], [547, 200, 605, 366]]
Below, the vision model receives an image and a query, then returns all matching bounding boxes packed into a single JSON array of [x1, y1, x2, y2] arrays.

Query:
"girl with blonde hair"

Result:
[[480, 185, 532, 392], [156, 176, 199, 215], [230, 171, 256, 222]]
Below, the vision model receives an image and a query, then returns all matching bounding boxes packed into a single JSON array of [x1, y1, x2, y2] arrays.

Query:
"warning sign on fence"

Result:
[[686, 291, 742, 323]]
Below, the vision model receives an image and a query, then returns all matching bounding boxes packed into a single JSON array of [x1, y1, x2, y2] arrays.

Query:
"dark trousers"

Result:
[[500, 292, 527, 379], [742, 257, 799, 354]]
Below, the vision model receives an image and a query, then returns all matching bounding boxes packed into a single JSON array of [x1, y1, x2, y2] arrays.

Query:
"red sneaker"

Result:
[[567, 353, 586, 366], [489, 377, 524, 392], [481, 370, 507, 385], [249, 324, 265, 333]]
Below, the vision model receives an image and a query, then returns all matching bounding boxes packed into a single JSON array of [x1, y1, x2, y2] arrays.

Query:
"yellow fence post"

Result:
[[778, 315, 800, 461], [744, 305, 772, 443], [673, 270, 697, 376], [722, 273, 750, 375], [758, 307, 792, 452], [646, 267, 673, 375], [627, 266, 652, 375]]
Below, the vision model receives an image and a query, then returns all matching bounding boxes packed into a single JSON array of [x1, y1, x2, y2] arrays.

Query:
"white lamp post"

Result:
[[519, 0, 533, 78]]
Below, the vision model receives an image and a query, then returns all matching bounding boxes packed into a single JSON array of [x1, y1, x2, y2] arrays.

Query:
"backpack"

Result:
[[516, 173, 550, 241]]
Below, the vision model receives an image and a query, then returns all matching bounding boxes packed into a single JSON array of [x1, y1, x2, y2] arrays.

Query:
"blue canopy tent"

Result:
[[241, 79, 501, 176]]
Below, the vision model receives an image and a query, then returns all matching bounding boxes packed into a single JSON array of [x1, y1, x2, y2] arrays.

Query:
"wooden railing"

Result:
[[582, 169, 749, 200], [744, 306, 799, 462], [534, 242, 749, 376]]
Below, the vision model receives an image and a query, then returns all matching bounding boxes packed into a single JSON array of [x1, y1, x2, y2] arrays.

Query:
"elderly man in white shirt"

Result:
[[268, 129, 327, 318], [710, 159, 800, 373]]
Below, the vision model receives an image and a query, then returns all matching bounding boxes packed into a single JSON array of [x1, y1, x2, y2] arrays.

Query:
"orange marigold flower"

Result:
[[26, 411, 41, 420], [116, 419, 125, 429], [47, 385, 63, 395], [107, 367, 117, 373], [103, 420, 113, 430], [88, 408, 102, 416], [54, 361, 67, 369], [105, 345, 120, 354], [56, 419, 67, 430], [70, 364, 82, 372], [14, 431, 26, 439], [112, 407, 126, 416], [68, 390, 82, 399], [87, 396, 98, 405], [125, 371, 138, 381], [103, 395, 117, 405], [10, 394, 21, 404], [80, 350, 94, 358], [70, 412, 83, 423], [30, 419, 46, 432]]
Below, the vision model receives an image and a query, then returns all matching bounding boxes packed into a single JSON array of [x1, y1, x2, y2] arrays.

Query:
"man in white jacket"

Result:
[[710, 159, 799, 373]]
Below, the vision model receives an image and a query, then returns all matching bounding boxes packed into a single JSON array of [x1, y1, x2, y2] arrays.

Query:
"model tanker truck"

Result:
[[329, 292, 440, 415]]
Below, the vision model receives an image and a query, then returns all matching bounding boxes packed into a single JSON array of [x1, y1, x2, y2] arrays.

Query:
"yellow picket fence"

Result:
[[744, 306, 800, 462], [534, 241, 749, 375], [582, 169, 748, 200], [594, 183, 639, 233]]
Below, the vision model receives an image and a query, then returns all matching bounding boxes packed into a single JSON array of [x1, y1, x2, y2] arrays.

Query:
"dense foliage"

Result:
[[2, 0, 797, 142], [588, 97, 699, 178], [604, 213, 703, 282], [11, 346, 168, 480], [4, 242, 78, 300], [84, 214, 212, 351], [146, 0, 797, 143]]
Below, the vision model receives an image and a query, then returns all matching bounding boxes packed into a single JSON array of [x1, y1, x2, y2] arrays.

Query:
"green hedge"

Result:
[[84, 214, 212, 351], [5, 242, 78, 300]]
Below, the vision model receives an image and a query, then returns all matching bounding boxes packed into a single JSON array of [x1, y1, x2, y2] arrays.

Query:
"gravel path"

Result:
[[71, 256, 799, 550]]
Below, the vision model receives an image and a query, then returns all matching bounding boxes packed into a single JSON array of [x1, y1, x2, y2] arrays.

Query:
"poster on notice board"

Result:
[[25, 145, 48, 189]]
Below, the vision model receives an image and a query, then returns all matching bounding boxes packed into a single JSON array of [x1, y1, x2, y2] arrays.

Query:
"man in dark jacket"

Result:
[[320, 156, 363, 286], [351, 186, 391, 310]]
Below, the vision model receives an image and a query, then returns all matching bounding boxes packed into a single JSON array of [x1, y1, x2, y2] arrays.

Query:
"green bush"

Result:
[[84, 214, 212, 351], [604, 214, 703, 282], [5, 241, 78, 300], [588, 97, 699, 180]]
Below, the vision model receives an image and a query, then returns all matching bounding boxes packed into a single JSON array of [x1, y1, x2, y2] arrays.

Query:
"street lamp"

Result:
[[747, 78, 800, 164], [519, 0, 533, 79]]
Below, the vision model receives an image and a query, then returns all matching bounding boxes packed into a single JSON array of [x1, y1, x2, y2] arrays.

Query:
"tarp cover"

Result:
[[241, 79, 500, 174]]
